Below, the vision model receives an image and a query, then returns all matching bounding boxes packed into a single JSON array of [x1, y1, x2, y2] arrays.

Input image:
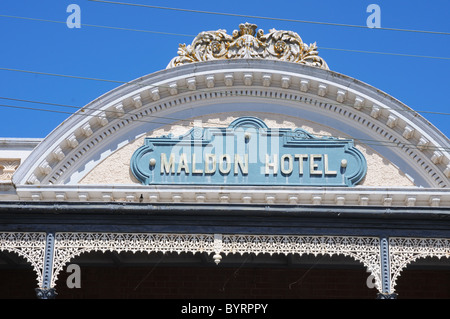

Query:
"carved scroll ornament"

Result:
[[167, 22, 329, 70]]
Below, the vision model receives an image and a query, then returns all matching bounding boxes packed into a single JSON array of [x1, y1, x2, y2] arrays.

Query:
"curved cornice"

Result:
[[12, 60, 450, 193]]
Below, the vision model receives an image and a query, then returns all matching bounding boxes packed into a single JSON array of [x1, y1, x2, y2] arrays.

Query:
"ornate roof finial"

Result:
[[167, 23, 329, 70], [238, 22, 257, 36]]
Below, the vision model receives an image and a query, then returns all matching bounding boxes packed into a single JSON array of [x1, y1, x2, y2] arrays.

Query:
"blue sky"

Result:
[[0, 0, 449, 138]]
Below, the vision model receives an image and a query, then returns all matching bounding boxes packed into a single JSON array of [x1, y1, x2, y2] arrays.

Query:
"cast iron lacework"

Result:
[[51, 233, 216, 288], [389, 237, 450, 292], [51, 232, 381, 292], [167, 22, 329, 70], [0, 232, 46, 286], [221, 235, 382, 291]]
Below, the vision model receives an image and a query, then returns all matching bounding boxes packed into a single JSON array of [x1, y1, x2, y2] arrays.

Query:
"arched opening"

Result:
[[394, 256, 450, 299], [54, 250, 378, 299], [0, 251, 40, 299]]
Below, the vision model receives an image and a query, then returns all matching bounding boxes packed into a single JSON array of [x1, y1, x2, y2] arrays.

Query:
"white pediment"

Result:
[[11, 60, 450, 205]]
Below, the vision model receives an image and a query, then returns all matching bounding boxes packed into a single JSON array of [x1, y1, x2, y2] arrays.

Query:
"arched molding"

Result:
[[389, 237, 450, 292], [51, 232, 382, 293], [13, 60, 450, 190], [0, 232, 46, 287]]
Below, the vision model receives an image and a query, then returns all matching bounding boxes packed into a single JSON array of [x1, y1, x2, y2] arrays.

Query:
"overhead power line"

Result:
[[1, 66, 448, 121], [1, 96, 449, 153], [0, 14, 195, 37], [2, 101, 449, 153], [0, 67, 126, 84], [1, 14, 450, 61], [1, 94, 449, 118], [318, 47, 450, 61], [0, 103, 179, 127], [0, 67, 448, 121], [0, 97, 192, 124], [1, 101, 449, 153], [89, 0, 450, 36]]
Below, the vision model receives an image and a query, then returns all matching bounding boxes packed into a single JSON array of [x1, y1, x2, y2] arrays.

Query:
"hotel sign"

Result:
[[131, 117, 367, 187]]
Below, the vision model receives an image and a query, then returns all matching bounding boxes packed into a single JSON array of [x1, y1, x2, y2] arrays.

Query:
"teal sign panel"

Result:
[[131, 117, 367, 187]]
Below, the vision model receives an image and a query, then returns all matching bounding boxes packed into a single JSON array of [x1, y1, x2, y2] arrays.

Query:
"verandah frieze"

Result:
[[2, 231, 449, 296], [50, 232, 382, 292]]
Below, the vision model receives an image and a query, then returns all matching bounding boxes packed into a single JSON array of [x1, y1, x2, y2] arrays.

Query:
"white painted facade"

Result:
[[1, 59, 449, 206], [0, 30, 449, 298]]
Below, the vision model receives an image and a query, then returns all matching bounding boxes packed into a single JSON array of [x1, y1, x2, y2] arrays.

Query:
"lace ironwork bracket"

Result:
[[389, 237, 450, 292], [0, 232, 47, 287]]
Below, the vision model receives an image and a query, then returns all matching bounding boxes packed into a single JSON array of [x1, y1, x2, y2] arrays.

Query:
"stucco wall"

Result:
[[80, 112, 415, 187]]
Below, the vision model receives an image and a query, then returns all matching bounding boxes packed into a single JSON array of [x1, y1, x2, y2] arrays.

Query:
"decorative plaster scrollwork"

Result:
[[0, 232, 46, 286], [389, 237, 450, 292], [167, 22, 329, 70], [0, 159, 20, 181]]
